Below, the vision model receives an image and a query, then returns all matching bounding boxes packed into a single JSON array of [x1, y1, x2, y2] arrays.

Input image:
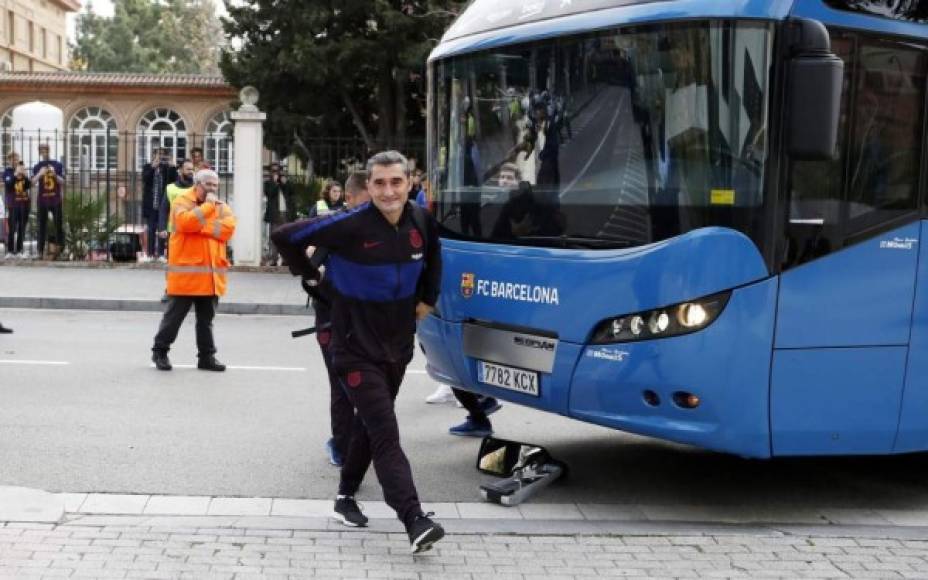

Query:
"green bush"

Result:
[[63, 195, 122, 260]]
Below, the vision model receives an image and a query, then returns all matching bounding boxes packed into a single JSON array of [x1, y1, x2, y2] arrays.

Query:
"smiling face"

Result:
[[368, 162, 411, 223]]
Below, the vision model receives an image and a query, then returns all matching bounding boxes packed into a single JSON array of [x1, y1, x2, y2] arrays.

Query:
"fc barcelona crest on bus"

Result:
[[461, 272, 475, 298]]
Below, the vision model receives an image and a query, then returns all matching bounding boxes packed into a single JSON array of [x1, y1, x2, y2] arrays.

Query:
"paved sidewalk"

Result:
[[2, 516, 928, 579], [0, 265, 308, 315], [3, 487, 928, 578]]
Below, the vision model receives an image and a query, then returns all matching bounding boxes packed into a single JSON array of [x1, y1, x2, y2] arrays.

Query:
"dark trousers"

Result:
[[146, 211, 165, 257], [7, 206, 28, 254], [453, 388, 488, 421], [336, 357, 422, 525], [36, 204, 63, 256], [318, 329, 354, 458], [152, 296, 218, 356]]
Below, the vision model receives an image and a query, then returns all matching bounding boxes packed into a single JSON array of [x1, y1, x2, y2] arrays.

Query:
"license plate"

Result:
[[477, 361, 540, 397]]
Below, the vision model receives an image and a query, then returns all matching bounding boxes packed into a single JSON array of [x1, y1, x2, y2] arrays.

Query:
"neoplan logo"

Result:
[[513, 336, 555, 351]]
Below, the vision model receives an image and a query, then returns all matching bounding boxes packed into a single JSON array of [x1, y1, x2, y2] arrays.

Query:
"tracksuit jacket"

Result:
[[271, 201, 441, 366]]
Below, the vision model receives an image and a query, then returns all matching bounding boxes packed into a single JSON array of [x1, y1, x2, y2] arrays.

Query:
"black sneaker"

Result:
[[152, 351, 172, 371], [332, 496, 368, 527], [406, 512, 444, 554], [197, 355, 226, 372]]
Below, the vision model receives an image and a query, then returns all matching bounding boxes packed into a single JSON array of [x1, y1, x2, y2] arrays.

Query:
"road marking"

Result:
[[0, 360, 70, 366], [166, 364, 307, 372]]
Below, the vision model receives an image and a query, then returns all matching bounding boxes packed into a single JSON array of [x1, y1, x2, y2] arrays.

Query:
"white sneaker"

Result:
[[425, 384, 456, 405]]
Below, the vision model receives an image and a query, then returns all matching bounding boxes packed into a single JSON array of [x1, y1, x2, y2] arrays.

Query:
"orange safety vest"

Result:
[[166, 188, 237, 297]]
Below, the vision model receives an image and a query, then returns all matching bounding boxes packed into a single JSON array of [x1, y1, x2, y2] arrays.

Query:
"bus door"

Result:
[[770, 31, 926, 455]]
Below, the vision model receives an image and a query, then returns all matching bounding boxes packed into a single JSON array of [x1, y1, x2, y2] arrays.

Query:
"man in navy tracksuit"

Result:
[[272, 151, 444, 554]]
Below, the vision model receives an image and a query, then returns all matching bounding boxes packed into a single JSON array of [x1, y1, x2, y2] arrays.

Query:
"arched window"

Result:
[[1, 109, 12, 163], [205, 110, 234, 174], [136, 108, 187, 169], [68, 106, 118, 171]]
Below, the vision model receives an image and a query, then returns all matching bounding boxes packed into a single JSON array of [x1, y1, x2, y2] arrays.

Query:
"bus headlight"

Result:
[[590, 291, 731, 344]]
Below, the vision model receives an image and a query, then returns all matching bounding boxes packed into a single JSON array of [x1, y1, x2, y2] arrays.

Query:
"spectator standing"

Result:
[[0, 158, 7, 256], [309, 180, 345, 218], [263, 163, 295, 265], [151, 169, 236, 372], [142, 148, 178, 260], [160, 159, 196, 243], [190, 147, 211, 171], [5, 160, 31, 257], [32, 144, 65, 259], [271, 151, 445, 554]]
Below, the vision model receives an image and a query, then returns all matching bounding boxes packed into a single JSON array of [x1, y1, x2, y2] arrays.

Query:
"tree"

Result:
[[71, 0, 223, 75], [219, 0, 465, 156]]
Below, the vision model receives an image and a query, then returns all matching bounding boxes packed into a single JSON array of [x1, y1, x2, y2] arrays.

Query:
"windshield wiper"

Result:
[[517, 235, 632, 249]]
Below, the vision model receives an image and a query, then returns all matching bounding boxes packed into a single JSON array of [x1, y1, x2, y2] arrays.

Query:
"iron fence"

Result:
[[0, 128, 425, 262]]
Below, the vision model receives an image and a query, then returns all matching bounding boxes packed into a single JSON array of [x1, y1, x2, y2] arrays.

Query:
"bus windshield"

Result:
[[430, 20, 774, 250]]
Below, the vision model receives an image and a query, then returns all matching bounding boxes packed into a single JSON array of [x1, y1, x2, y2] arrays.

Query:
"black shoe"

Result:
[[152, 352, 172, 371], [197, 355, 226, 372], [406, 512, 444, 554], [0, 325, 12, 334], [332, 496, 368, 527]]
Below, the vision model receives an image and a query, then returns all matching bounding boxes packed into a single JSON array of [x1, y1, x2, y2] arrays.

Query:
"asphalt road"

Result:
[[4, 308, 928, 517]]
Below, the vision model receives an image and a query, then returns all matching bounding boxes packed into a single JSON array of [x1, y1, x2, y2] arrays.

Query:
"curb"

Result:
[[0, 296, 311, 316], [0, 261, 290, 274]]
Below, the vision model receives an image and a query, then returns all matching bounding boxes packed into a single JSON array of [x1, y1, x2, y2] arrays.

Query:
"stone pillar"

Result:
[[230, 87, 266, 267]]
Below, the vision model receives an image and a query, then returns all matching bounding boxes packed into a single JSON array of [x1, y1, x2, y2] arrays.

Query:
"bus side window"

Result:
[[845, 41, 926, 233], [783, 32, 926, 271]]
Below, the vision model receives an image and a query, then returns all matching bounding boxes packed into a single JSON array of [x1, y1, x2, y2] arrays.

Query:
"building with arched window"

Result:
[[0, 71, 236, 172], [205, 110, 234, 174], [68, 106, 118, 171], [136, 108, 188, 170]]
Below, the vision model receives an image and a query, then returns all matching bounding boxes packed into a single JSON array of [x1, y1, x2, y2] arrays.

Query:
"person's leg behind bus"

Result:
[[449, 388, 497, 436]]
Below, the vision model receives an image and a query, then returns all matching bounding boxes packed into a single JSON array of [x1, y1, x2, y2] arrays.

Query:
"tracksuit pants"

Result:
[[152, 296, 218, 357], [335, 356, 422, 526], [318, 328, 354, 458], [453, 388, 489, 421]]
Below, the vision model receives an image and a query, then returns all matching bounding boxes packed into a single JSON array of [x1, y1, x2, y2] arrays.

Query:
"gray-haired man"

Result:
[[151, 169, 237, 372]]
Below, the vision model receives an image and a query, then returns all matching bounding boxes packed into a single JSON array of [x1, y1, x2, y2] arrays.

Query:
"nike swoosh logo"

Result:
[[363, 241, 383, 249]]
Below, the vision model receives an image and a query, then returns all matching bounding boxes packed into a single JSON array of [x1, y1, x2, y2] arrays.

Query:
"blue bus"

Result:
[[418, 0, 928, 458]]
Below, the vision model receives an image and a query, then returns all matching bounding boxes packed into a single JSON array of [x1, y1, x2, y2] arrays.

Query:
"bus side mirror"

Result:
[[787, 18, 845, 161]]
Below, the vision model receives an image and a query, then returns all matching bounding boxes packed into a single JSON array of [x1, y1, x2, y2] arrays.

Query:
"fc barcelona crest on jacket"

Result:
[[409, 228, 423, 249], [461, 272, 475, 298]]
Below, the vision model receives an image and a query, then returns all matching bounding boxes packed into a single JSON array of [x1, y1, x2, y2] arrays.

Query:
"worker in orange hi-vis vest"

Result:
[[150, 168, 236, 372]]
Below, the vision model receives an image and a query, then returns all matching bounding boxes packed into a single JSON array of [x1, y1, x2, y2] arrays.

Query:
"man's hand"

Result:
[[205, 193, 219, 204], [415, 302, 434, 321]]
